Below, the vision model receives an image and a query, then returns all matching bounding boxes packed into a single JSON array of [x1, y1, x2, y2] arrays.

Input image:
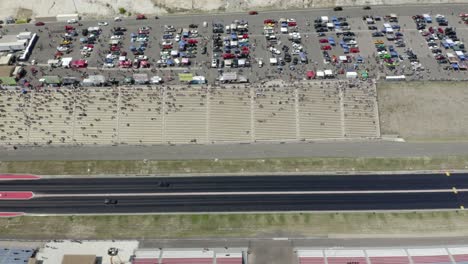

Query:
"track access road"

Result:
[[0, 173, 467, 214]]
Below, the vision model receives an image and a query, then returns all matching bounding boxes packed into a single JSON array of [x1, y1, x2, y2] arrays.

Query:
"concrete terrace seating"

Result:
[[0, 80, 382, 147], [343, 82, 379, 138], [209, 86, 252, 142], [28, 89, 75, 145], [73, 88, 119, 144], [0, 90, 30, 144], [160, 250, 214, 264], [367, 249, 411, 264], [298, 82, 342, 139], [118, 87, 164, 144], [254, 86, 296, 141], [164, 87, 208, 144]]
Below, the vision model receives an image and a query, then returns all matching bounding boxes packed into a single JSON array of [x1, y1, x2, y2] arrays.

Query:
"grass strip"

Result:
[[1, 156, 467, 175], [2, 211, 468, 239]]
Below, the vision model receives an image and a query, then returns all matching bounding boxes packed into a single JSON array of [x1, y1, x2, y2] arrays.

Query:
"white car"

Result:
[[103, 62, 115, 68], [136, 55, 148, 61], [114, 17, 122, 22], [57, 46, 69, 52], [151, 76, 162, 84], [98, 22, 109, 26], [174, 34, 181, 42], [269, 47, 281, 55], [67, 19, 77, 24], [258, 59, 263, 68], [211, 59, 218, 68], [106, 54, 118, 59], [110, 35, 122, 40]]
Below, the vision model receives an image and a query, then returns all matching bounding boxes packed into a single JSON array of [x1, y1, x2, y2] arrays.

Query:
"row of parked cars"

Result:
[[212, 20, 252, 69], [156, 24, 200, 67]]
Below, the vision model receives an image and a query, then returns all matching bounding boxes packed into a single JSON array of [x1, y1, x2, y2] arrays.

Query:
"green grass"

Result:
[[1, 155, 468, 176], [2, 211, 468, 239]]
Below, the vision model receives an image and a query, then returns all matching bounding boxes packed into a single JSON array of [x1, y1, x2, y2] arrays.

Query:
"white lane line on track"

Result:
[[33, 189, 466, 198]]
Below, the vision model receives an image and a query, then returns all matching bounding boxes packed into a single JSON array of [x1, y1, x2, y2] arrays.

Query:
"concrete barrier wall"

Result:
[[0, 0, 464, 19]]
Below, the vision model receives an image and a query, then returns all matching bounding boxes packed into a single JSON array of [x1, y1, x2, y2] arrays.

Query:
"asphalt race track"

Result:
[[0, 173, 466, 214]]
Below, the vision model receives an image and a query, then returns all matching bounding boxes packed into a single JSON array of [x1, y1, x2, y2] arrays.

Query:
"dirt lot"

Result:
[[378, 81, 468, 141]]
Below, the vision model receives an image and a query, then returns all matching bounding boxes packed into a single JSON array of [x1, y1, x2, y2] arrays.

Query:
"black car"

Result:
[[322, 51, 330, 58], [316, 28, 328, 32], [284, 54, 292, 63], [372, 32, 384, 37], [113, 27, 127, 32], [363, 6, 371, 10], [343, 31, 355, 36], [189, 24, 198, 28], [104, 199, 118, 205], [159, 181, 170, 187], [113, 31, 124, 35], [368, 26, 378, 30], [82, 29, 88, 36], [201, 46, 207, 54], [334, 6, 343, 11], [282, 45, 289, 52], [292, 57, 298, 65]]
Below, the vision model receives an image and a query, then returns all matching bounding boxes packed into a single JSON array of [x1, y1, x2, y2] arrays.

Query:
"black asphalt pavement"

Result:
[[0, 173, 465, 194], [0, 173, 466, 213], [0, 193, 459, 213]]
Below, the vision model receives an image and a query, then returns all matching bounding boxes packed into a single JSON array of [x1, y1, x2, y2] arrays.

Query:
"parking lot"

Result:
[[0, 4, 467, 87]]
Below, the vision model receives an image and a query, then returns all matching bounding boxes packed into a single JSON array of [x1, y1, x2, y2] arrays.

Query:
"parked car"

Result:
[[98, 21, 108, 26], [321, 45, 332, 50], [136, 14, 146, 20]]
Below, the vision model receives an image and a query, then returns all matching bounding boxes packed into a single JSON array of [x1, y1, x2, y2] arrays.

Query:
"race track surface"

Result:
[[0, 173, 466, 214]]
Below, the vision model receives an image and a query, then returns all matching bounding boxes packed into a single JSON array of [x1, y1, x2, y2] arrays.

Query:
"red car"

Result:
[[320, 45, 332, 50], [119, 60, 132, 68], [140, 60, 150, 68], [187, 39, 198, 44], [350, 47, 360, 53], [264, 19, 276, 25], [319, 38, 329, 43], [223, 53, 235, 59], [288, 21, 297, 27], [248, 11, 258, 15], [438, 27, 444, 34], [65, 25, 74, 30], [110, 45, 120, 51], [35, 21, 45, 26], [136, 14, 146, 20], [71, 59, 88, 68]]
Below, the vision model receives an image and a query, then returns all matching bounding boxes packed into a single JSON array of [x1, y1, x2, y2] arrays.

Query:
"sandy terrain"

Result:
[[0, 0, 464, 19], [378, 81, 468, 141]]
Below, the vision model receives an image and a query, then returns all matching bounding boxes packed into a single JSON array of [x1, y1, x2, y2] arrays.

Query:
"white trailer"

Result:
[[0, 41, 27, 52], [56, 14, 79, 22], [17, 32, 33, 40]]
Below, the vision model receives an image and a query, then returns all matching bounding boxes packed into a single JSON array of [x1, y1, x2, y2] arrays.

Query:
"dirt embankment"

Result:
[[0, 0, 464, 19]]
